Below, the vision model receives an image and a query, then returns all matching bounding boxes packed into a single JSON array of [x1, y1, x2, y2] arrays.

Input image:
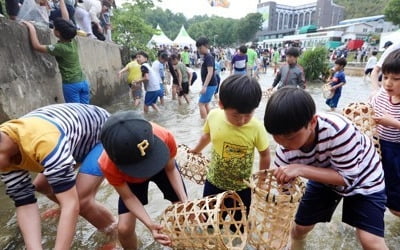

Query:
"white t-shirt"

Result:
[[377, 43, 400, 67], [365, 56, 377, 70]]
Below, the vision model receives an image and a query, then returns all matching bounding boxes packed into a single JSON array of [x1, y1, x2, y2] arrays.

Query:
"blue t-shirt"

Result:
[[330, 70, 346, 94], [231, 54, 247, 71]]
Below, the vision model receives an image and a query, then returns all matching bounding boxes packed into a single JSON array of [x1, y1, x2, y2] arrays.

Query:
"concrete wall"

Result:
[[0, 18, 125, 123]]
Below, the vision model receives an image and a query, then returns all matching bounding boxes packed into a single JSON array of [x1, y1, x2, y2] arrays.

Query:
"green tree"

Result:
[[112, 2, 156, 58], [298, 47, 329, 81], [335, 0, 388, 19], [385, 0, 400, 25], [235, 13, 263, 43]]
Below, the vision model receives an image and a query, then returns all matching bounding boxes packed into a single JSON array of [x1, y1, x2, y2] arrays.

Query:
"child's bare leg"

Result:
[[184, 94, 190, 104], [151, 104, 159, 112], [118, 213, 138, 249], [290, 223, 314, 250], [33, 173, 57, 202], [76, 173, 116, 233], [356, 229, 388, 250]]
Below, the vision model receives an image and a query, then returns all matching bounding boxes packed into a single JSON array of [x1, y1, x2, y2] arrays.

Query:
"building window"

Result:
[[362, 28, 368, 32], [375, 28, 383, 33]]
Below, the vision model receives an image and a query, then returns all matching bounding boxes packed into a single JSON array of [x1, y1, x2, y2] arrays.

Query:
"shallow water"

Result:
[[0, 70, 399, 249]]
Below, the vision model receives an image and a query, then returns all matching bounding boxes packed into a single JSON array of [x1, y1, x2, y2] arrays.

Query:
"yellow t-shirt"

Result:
[[204, 109, 269, 190], [127, 60, 142, 84]]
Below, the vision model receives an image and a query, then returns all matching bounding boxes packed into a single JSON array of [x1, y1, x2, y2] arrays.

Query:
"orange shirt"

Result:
[[99, 122, 177, 186]]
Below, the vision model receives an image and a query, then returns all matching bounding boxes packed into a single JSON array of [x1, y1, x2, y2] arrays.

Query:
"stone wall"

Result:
[[0, 18, 125, 123]]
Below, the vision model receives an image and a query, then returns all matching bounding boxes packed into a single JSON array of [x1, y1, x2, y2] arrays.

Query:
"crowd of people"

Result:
[[0, 8, 399, 248], [1, 0, 113, 41]]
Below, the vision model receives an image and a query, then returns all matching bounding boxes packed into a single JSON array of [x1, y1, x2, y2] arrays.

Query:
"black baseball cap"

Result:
[[384, 41, 393, 49], [100, 111, 169, 178]]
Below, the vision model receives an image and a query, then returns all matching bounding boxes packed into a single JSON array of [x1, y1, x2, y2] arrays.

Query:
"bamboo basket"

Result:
[[322, 83, 334, 99], [176, 144, 209, 185], [246, 170, 305, 250], [160, 191, 247, 249], [342, 102, 381, 156]]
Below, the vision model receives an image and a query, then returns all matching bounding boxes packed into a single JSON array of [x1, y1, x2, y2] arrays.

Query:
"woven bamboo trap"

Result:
[[342, 102, 381, 156], [246, 170, 305, 250], [160, 191, 247, 249], [176, 144, 209, 185], [322, 83, 334, 99]]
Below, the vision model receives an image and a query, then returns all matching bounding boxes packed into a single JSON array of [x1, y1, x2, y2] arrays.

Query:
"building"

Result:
[[256, 0, 345, 41]]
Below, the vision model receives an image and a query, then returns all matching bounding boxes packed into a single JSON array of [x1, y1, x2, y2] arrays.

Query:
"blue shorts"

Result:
[[63, 80, 90, 104], [118, 163, 186, 214], [199, 85, 217, 103], [380, 139, 400, 211], [78, 143, 104, 176], [295, 181, 386, 237], [158, 83, 165, 97], [144, 90, 159, 106]]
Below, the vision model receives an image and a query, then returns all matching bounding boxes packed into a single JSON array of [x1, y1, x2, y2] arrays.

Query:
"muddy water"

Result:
[[0, 70, 399, 249]]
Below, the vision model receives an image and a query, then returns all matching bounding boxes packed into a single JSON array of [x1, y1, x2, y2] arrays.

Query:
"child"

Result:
[[370, 48, 400, 217], [135, 51, 162, 113], [170, 53, 190, 105], [325, 58, 347, 111], [272, 47, 280, 74], [196, 37, 218, 119], [118, 52, 143, 107], [152, 51, 169, 105], [364, 51, 378, 81], [22, 1, 90, 104], [0, 103, 116, 249], [99, 111, 187, 249], [190, 74, 270, 214], [264, 87, 387, 250], [271, 47, 305, 90], [230, 45, 248, 75]]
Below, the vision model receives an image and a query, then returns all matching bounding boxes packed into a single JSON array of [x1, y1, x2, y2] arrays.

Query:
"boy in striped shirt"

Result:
[[370, 48, 400, 218], [264, 87, 387, 249], [0, 104, 116, 249]]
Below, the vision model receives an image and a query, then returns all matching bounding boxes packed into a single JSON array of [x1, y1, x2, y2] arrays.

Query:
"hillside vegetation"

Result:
[[335, 0, 388, 19]]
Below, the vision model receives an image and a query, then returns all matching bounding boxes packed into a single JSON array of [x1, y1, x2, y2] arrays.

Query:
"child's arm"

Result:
[[118, 65, 129, 78], [258, 148, 271, 170], [190, 133, 211, 153], [16, 204, 42, 249], [53, 186, 80, 250], [274, 163, 346, 186], [22, 21, 48, 53], [59, 0, 69, 21], [271, 70, 281, 88], [373, 113, 400, 129], [164, 158, 188, 202], [114, 183, 171, 246], [331, 81, 345, 90]]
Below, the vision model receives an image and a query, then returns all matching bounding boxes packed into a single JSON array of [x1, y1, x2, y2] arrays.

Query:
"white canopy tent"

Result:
[[147, 25, 173, 48], [173, 26, 196, 48]]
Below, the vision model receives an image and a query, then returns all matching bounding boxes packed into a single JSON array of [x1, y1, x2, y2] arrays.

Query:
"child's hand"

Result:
[[188, 149, 199, 154], [21, 21, 34, 28], [373, 113, 400, 128], [273, 165, 301, 184], [150, 223, 172, 246]]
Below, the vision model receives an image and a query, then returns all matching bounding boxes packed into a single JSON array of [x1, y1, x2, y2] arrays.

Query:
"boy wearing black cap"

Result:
[[99, 111, 187, 248], [22, 0, 90, 104]]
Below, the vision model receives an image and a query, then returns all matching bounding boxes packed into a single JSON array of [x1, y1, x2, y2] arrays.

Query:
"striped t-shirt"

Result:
[[0, 104, 109, 207], [370, 88, 400, 143], [274, 113, 384, 196]]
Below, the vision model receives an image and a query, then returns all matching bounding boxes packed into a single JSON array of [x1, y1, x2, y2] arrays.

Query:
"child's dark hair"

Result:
[[264, 87, 315, 135], [335, 58, 347, 67], [382, 48, 400, 74], [170, 53, 179, 61], [136, 51, 148, 59], [196, 37, 209, 47], [219, 74, 261, 114], [158, 50, 168, 60], [372, 51, 378, 56], [286, 47, 300, 57], [130, 52, 137, 59], [239, 45, 247, 54], [53, 18, 77, 40]]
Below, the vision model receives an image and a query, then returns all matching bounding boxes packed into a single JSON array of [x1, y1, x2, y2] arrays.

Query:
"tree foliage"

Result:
[[298, 47, 329, 81], [235, 13, 263, 43], [384, 0, 400, 25], [335, 0, 388, 19]]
